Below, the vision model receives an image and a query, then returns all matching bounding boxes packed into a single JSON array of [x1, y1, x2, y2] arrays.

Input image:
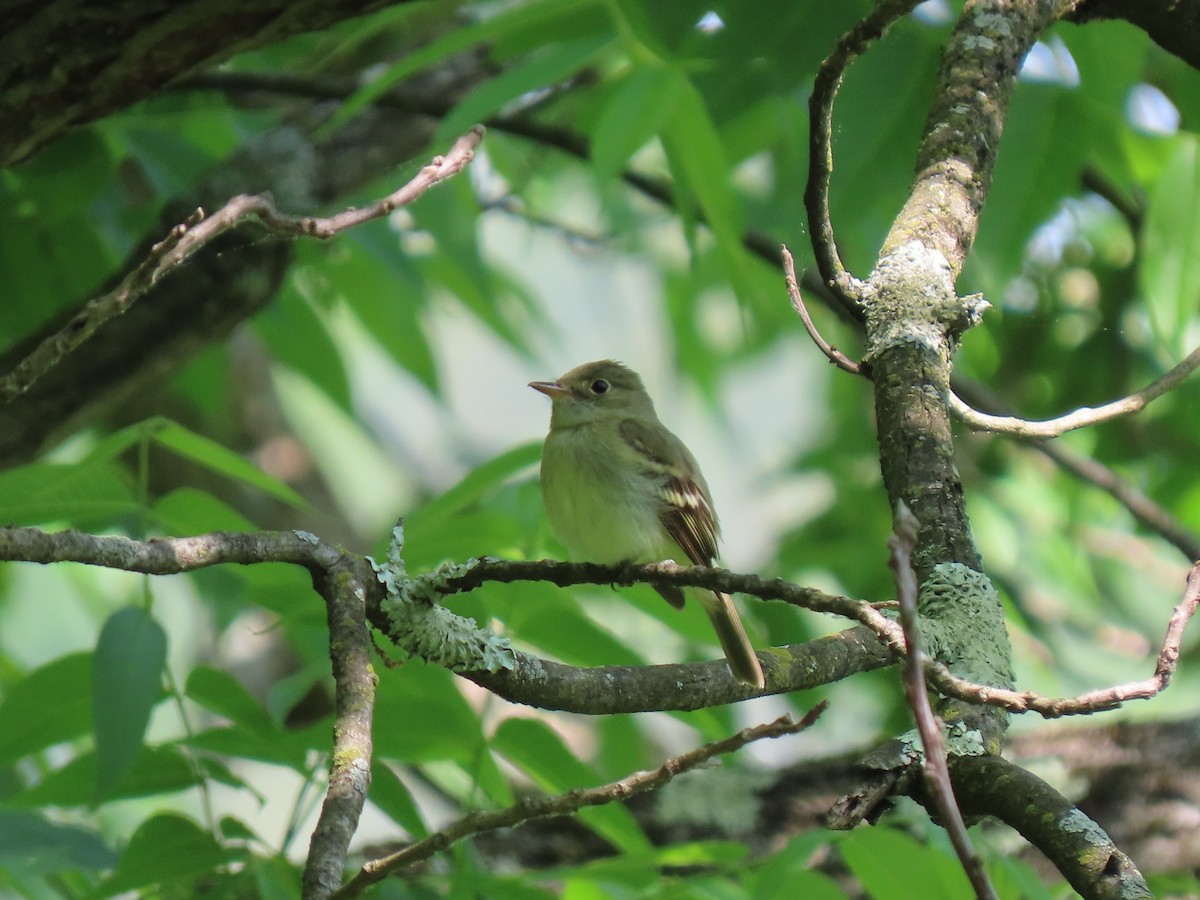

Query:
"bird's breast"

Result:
[[541, 427, 667, 564]]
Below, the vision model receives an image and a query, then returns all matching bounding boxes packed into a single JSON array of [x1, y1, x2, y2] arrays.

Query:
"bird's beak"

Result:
[[529, 380, 569, 399]]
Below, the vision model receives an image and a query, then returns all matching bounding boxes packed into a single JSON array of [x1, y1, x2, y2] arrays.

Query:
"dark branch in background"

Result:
[[0, 128, 483, 404], [332, 707, 827, 898], [804, 0, 920, 316], [0, 0, 416, 168], [1072, 0, 1200, 71], [1081, 164, 1144, 232], [888, 503, 996, 900], [172, 71, 841, 314], [1040, 441, 1200, 562], [0, 65, 491, 466]]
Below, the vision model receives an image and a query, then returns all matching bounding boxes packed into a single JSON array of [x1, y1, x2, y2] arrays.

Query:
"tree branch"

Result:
[[0, 127, 483, 405], [3, 526, 1196, 721], [332, 706, 827, 897], [805, 0, 921, 316], [782, 244, 862, 375], [951, 754, 1150, 899], [888, 504, 996, 900], [952, 375, 1200, 562], [302, 555, 380, 900], [949, 345, 1200, 438]]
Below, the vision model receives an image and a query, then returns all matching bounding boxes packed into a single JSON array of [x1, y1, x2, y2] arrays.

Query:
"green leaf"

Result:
[[99, 814, 235, 896], [373, 665, 513, 806], [839, 827, 971, 900], [332, 227, 435, 378], [251, 855, 304, 900], [370, 761, 429, 838], [591, 66, 681, 178], [1140, 135, 1200, 358], [660, 72, 759, 306], [438, 34, 614, 149], [258, 274, 352, 410], [326, 0, 605, 132], [491, 717, 650, 854], [406, 441, 542, 529], [185, 666, 277, 737], [0, 810, 116, 874], [92, 607, 168, 800], [0, 462, 136, 525], [146, 418, 307, 509], [0, 652, 93, 765], [150, 487, 257, 535], [12, 744, 198, 808]]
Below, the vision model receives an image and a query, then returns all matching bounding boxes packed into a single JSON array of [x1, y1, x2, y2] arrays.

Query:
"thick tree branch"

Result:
[[0, 0, 420, 168], [951, 754, 1150, 899], [302, 556, 379, 900], [3, 526, 1196, 720], [888, 504, 996, 900]]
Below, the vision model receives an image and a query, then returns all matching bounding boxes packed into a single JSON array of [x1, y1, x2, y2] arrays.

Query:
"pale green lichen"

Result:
[[943, 719, 986, 757], [655, 767, 774, 835], [859, 732, 924, 771], [919, 563, 1014, 690], [370, 525, 516, 674]]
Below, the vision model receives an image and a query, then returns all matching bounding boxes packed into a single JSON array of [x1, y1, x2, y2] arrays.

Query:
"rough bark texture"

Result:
[[0, 0, 414, 168]]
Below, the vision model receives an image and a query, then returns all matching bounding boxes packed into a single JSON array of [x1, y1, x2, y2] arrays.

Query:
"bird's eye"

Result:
[[590, 379, 610, 395]]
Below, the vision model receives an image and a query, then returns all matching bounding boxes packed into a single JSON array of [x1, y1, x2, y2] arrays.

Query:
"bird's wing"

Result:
[[618, 417, 719, 566]]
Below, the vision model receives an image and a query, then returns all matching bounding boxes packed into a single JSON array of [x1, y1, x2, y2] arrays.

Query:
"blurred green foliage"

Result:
[[1, 0, 1199, 896]]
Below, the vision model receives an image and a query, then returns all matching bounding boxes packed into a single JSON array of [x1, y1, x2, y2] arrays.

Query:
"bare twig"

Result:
[[0, 127, 485, 404], [953, 376, 1200, 562], [949, 345, 1200, 438], [888, 504, 997, 900], [804, 0, 921, 316], [331, 706, 827, 898], [782, 244, 862, 374]]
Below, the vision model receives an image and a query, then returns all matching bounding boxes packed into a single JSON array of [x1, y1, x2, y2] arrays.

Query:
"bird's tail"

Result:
[[699, 591, 765, 689]]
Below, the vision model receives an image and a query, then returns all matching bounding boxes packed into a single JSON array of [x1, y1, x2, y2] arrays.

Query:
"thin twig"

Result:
[[924, 561, 1200, 717], [782, 244, 862, 374], [331, 706, 827, 898], [804, 0, 921, 316], [949, 345, 1200, 438], [888, 504, 997, 900], [0, 127, 485, 404], [953, 376, 1200, 562]]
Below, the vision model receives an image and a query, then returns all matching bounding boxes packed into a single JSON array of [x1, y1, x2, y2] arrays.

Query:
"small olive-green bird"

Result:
[[530, 360, 765, 689]]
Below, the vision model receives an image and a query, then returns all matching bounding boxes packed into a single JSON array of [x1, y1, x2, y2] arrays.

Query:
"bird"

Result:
[[530, 359, 765, 689]]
